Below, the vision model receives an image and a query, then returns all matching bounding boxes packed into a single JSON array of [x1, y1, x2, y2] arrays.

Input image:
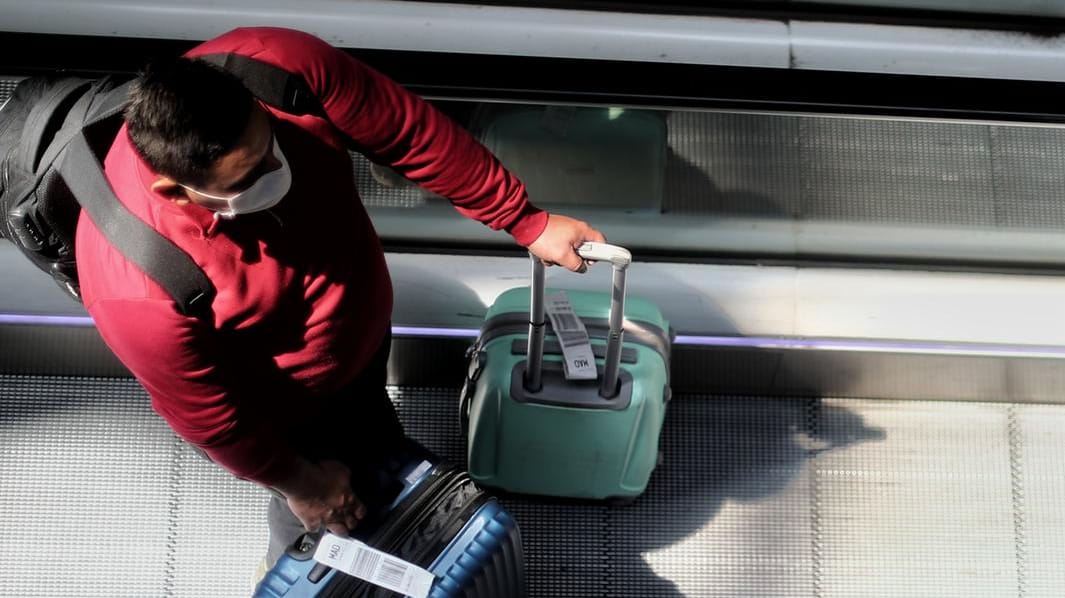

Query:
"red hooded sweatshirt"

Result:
[[74, 27, 546, 486]]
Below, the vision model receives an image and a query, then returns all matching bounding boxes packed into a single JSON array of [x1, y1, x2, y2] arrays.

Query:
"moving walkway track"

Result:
[[4, 373, 1065, 597]]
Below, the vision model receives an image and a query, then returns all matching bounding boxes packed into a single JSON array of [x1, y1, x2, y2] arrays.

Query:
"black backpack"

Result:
[[0, 54, 324, 318]]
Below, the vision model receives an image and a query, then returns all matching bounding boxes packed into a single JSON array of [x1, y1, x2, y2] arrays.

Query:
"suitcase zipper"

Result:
[[372, 469, 475, 557]]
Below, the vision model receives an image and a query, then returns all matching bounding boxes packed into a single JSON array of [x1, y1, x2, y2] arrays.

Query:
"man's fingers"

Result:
[[297, 503, 364, 536], [338, 496, 366, 531], [282, 460, 367, 538], [560, 250, 586, 273], [327, 521, 350, 537], [569, 223, 604, 273]]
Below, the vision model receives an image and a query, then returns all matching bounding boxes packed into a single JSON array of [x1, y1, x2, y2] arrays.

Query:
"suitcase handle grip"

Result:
[[577, 242, 631, 268], [526, 243, 630, 398]]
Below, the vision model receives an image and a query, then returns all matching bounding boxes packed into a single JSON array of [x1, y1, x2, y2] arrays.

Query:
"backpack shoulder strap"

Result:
[[84, 78, 135, 126], [58, 84, 216, 319], [197, 53, 325, 118], [52, 54, 321, 320]]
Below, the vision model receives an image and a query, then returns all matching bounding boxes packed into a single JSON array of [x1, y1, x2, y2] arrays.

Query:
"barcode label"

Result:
[[557, 329, 589, 348], [313, 533, 435, 598], [378, 558, 408, 587], [352, 549, 380, 578], [552, 312, 581, 332], [545, 292, 597, 380]]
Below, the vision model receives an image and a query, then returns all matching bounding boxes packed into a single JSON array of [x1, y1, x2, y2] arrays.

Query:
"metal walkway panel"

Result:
[[1015, 405, 1065, 595], [659, 111, 1059, 229], [384, 386, 1065, 597], [167, 447, 268, 597], [0, 376, 173, 597], [5, 376, 1065, 596], [990, 126, 1065, 230], [665, 111, 803, 220], [612, 397, 817, 597], [813, 400, 1017, 597], [0, 375, 266, 598]]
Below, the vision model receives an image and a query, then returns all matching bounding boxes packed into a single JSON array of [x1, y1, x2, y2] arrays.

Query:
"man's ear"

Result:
[[150, 176, 192, 205]]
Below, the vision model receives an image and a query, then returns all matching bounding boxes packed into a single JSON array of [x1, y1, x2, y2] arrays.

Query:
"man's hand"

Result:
[[526, 214, 607, 273], [277, 458, 366, 537]]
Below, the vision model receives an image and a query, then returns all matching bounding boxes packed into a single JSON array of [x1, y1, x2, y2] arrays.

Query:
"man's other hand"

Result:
[[281, 458, 366, 537]]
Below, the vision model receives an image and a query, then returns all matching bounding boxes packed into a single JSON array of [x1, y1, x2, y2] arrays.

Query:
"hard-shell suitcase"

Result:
[[477, 105, 667, 211], [462, 243, 672, 501], [253, 439, 526, 598]]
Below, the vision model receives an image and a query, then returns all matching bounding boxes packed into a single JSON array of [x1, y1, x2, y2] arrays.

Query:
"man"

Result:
[[74, 26, 604, 568]]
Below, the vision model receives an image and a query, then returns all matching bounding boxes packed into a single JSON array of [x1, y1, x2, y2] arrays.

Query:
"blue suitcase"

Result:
[[253, 440, 525, 598]]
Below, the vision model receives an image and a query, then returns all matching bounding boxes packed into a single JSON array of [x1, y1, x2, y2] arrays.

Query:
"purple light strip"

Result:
[[673, 334, 1065, 358], [6, 314, 1065, 359], [0, 313, 96, 327], [391, 325, 480, 338]]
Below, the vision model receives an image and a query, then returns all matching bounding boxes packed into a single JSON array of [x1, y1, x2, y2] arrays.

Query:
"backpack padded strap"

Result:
[[84, 78, 135, 127], [40, 55, 318, 319], [197, 53, 325, 117], [57, 131, 216, 319]]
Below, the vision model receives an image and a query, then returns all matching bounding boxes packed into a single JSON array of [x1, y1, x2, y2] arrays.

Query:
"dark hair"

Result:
[[125, 56, 253, 186]]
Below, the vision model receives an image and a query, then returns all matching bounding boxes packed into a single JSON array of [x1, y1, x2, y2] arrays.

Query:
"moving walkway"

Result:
[[3, 2, 1065, 595]]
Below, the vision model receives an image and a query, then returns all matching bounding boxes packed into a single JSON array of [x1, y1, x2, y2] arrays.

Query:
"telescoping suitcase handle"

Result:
[[526, 242, 632, 398]]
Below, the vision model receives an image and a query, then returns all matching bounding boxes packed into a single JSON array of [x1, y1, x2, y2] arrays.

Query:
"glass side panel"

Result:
[[810, 0, 1065, 18], [6, 76, 1063, 270], [406, 0, 1065, 19], [362, 98, 1065, 269]]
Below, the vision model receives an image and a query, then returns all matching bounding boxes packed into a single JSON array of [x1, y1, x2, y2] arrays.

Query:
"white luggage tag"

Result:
[[313, 533, 435, 598], [545, 291, 598, 380]]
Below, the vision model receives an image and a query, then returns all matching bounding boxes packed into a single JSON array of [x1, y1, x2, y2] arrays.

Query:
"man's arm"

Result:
[[190, 27, 605, 268]]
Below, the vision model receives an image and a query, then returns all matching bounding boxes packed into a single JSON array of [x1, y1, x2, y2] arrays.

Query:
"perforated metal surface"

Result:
[[989, 126, 1065, 230], [661, 111, 1065, 232], [799, 118, 996, 226], [812, 401, 1017, 597], [0, 77, 21, 103], [5, 377, 1065, 597], [371, 389, 1065, 597], [665, 111, 802, 219], [352, 153, 432, 209], [0, 376, 173, 598], [0, 375, 268, 598]]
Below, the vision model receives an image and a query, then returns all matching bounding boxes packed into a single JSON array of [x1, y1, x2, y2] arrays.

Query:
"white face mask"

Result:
[[180, 137, 292, 219]]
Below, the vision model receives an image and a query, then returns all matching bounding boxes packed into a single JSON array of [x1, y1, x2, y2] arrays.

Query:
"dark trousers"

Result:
[[265, 330, 405, 566]]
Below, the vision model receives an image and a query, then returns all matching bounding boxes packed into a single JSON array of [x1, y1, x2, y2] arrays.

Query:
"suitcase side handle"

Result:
[[525, 242, 631, 398]]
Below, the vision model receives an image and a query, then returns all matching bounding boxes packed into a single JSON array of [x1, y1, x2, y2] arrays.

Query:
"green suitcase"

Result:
[[461, 243, 671, 500]]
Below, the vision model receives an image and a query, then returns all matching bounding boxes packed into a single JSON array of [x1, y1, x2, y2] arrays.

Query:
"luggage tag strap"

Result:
[[314, 533, 435, 598], [545, 291, 597, 380], [525, 242, 632, 398]]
